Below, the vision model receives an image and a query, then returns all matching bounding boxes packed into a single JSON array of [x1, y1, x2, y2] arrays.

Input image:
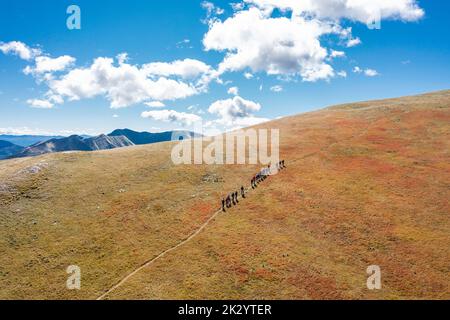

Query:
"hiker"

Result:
[[222, 198, 226, 212], [235, 191, 239, 203], [226, 194, 231, 208], [241, 186, 245, 198], [232, 193, 236, 206]]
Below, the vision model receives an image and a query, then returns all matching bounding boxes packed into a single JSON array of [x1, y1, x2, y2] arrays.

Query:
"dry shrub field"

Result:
[[0, 90, 449, 299]]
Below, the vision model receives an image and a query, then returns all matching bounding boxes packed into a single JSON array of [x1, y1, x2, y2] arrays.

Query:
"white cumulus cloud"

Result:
[[141, 109, 202, 126], [227, 86, 239, 95], [145, 101, 166, 108], [329, 50, 345, 59], [270, 85, 283, 92], [346, 38, 362, 47], [208, 95, 268, 128], [353, 66, 379, 77], [202, 1, 225, 17], [26, 98, 54, 109], [0, 41, 41, 60], [244, 72, 254, 79], [142, 58, 213, 79], [23, 55, 76, 76], [245, 0, 424, 23], [204, 8, 335, 82], [47, 57, 200, 108], [364, 68, 379, 77], [203, 1, 423, 82], [2, 42, 216, 109], [337, 70, 347, 78]]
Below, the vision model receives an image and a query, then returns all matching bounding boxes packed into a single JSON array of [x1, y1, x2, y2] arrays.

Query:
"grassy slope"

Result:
[[0, 90, 449, 299]]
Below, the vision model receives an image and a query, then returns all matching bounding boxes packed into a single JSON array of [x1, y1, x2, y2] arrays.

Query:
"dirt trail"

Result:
[[96, 128, 357, 300], [97, 206, 224, 300], [97, 174, 276, 299]]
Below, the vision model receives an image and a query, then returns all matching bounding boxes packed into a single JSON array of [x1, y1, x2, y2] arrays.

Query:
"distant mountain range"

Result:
[[109, 128, 201, 145], [0, 129, 200, 160], [0, 134, 64, 147], [0, 140, 25, 160]]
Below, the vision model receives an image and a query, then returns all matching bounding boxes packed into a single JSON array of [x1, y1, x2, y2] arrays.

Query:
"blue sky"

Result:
[[0, 0, 449, 136]]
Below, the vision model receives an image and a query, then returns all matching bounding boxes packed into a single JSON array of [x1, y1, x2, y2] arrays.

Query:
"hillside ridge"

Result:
[[0, 90, 448, 300]]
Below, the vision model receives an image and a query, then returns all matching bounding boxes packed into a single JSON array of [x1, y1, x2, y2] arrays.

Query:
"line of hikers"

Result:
[[222, 187, 246, 211], [221, 160, 286, 212]]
